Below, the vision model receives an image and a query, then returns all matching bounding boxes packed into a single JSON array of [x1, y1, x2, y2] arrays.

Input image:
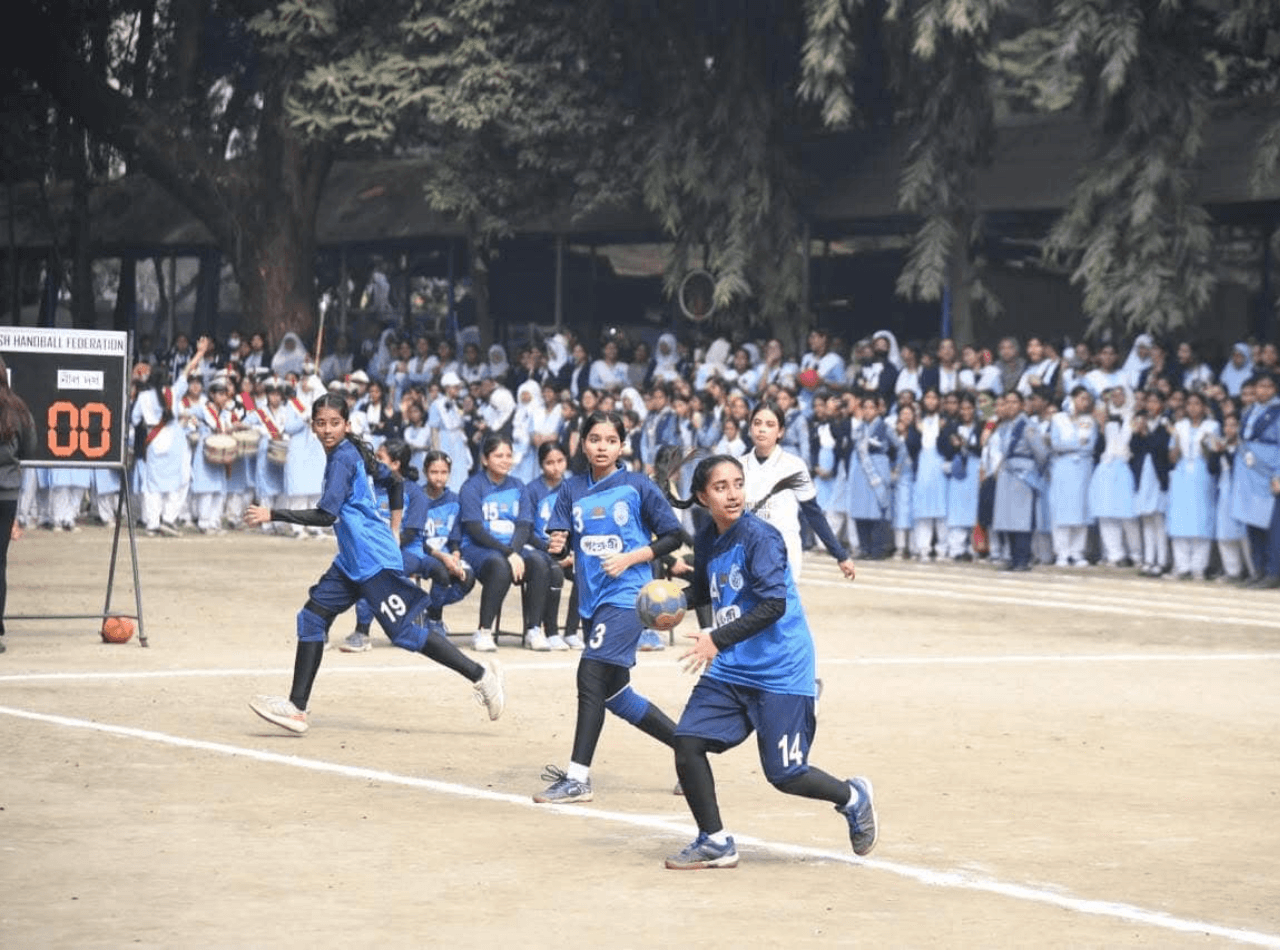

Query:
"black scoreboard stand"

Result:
[[0, 327, 147, 646]]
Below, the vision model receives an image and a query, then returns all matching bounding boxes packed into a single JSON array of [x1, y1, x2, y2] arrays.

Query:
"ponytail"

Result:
[[664, 453, 806, 513]]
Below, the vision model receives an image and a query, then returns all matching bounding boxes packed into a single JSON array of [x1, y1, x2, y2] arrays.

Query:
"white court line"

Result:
[[3, 651, 1280, 685], [2, 703, 1277, 948], [800, 576, 1280, 629]]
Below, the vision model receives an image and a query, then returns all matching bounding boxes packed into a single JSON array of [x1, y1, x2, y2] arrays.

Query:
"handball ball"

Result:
[[636, 579, 686, 631], [100, 616, 136, 644], [798, 368, 820, 390]]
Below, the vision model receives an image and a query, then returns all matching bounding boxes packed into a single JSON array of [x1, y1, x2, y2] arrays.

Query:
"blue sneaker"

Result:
[[637, 629, 666, 652], [839, 777, 878, 856], [665, 832, 739, 870], [532, 765, 593, 804]]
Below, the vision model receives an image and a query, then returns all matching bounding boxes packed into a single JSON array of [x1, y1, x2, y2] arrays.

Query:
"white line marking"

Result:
[[1, 704, 1278, 947], [3, 652, 1280, 685], [799, 576, 1280, 629]]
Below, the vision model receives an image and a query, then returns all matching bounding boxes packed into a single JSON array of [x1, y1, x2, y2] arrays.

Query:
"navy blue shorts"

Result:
[[674, 676, 817, 784], [583, 602, 644, 669], [308, 564, 429, 651]]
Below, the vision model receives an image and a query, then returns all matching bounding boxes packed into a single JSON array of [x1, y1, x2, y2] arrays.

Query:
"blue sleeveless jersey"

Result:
[[459, 471, 526, 548], [695, 510, 816, 696], [423, 489, 462, 553], [550, 465, 681, 617], [317, 440, 403, 582]]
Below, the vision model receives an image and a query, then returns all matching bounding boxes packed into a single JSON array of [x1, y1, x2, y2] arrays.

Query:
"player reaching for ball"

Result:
[[532, 410, 685, 804], [661, 454, 876, 869], [243, 393, 504, 734]]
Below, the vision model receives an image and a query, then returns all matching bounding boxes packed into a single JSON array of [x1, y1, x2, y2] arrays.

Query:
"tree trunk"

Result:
[[230, 200, 319, 351], [948, 215, 976, 346], [467, 227, 493, 346]]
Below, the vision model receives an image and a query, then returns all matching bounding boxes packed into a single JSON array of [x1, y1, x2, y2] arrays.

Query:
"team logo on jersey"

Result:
[[612, 501, 629, 526], [713, 604, 741, 627], [540, 500, 551, 521], [728, 564, 744, 592], [591, 506, 606, 520], [581, 535, 624, 556]]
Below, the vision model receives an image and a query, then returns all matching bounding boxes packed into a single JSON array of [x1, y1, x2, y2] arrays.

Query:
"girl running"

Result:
[[532, 411, 684, 804], [244, 394, 504, 733], [662, 454, 876, 870], [337, 438, 434, 653]]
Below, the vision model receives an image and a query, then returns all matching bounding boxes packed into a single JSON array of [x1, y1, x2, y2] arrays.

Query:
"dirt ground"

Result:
[[2, 525, 1279, 949]]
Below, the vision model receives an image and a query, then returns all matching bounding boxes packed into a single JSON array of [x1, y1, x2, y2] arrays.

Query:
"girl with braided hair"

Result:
[[243, 393, 504, 734]]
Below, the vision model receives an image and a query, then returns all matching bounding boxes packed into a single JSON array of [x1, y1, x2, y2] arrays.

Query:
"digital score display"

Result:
[[0, 327, 129, 467]]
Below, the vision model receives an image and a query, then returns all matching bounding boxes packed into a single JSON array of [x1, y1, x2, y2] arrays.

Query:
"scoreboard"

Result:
[[0, 327, 130, 467]]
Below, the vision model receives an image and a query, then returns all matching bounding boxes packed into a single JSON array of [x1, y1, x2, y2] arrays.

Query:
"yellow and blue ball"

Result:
[[635, 579, 687, 631]]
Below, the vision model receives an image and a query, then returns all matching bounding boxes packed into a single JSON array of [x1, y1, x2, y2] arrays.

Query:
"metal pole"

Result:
[[554, 235, 564, 331]]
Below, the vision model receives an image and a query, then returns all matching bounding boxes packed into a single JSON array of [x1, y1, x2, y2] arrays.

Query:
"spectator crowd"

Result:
[[17, 320, 1280, 621]]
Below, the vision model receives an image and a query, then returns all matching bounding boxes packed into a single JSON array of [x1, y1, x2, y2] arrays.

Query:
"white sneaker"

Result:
[[472, 659, 505, 720], [525, 627, 551, 651], [248, 695, 309, 734], [563, 633, 585, 651], [472, 630, 498, 653], [545, 634, 570, 651]]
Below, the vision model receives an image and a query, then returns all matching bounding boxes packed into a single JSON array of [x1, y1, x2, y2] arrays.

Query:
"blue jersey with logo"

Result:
[[695, 510, 815, 696], [459, 471, 527, 549], [550, 465, 681, 617], [317, 439, 402, 582], [523, 476, 564, 545], [423, 488, 462, 553]]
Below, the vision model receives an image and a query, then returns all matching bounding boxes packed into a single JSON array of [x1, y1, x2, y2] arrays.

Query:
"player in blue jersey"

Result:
[[417, 450, 476, 633], [338, 438, 436, 653], [459, 434, 554, 652], [521, 442, 576, 650], [532, 411, 685, 804], [660, 454, 877, 869], [243, 394, 504, 733]]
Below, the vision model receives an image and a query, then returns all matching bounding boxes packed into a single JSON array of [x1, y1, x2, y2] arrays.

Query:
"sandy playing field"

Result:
[[2, 526, 1279, 948]]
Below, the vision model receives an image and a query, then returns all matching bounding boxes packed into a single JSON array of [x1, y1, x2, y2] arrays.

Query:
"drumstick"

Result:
[[312, 304, 327, 371]]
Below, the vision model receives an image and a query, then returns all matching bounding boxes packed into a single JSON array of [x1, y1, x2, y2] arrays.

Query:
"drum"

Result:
[[203, 433, 238, 465], [233, 428, 262, 457], [267, 437, 290, 464]]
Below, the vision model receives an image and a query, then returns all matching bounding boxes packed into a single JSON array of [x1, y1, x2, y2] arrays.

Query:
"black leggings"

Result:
[[475, 549, 551, 631], [0, 499, 14, 636], [673, 733, 851, 835]]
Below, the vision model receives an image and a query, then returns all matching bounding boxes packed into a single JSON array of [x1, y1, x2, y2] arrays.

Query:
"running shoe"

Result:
[[472, 629, 498, 653], [563, 633, 585, 651], [472, 659, 505, 720], [637, 629, 666, 652], [545, 634, 570, 651], [533, 765, 592, 804], [664, 832, 739, 870], [249, 695, 309, 734], [338, 631, 371, 653], [525, 627, 551, 651], [840, 776, 878, 856]]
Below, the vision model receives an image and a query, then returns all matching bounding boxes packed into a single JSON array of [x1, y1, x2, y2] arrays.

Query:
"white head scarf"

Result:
[[513, 379, 546, 433], [652, 333, 680, 383], [545, 334, 570, 374], [872, 329, 902, 369], [619, 386, 648, 423], [1121, 333, 1153, 389], [487, 344, 510, 381], [1219, 342, 1254, 397], [270, 332, 308, 378]]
